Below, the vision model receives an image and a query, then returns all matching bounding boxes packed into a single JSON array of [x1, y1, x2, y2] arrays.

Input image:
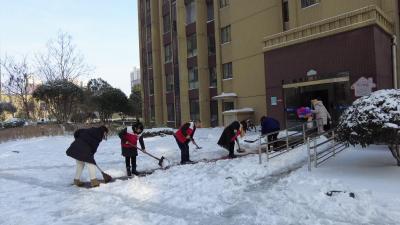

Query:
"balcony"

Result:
[[263, 5, 394, 52]]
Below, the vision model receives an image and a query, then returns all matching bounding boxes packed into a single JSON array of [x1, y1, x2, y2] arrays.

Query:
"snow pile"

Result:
[[337, 89, 400, 147]]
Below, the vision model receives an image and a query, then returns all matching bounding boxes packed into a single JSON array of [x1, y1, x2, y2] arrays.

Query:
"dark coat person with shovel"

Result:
[[66, 126, 110, 188], [118, 121, 146, 176], [217, 121, 247, 158]]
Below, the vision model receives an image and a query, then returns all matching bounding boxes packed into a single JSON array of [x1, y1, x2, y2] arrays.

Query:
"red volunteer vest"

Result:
[[122, 128, 139, 148], [175, 122, 194, 143]]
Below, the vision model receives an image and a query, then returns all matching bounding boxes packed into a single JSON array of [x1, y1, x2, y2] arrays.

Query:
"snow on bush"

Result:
[[337, 89, 400, 146], [337, 89, 400, 165]]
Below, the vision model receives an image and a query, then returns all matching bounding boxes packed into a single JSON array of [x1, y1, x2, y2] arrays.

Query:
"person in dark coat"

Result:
[[260, 116, 280, 150], [118, 121, 145, 176], [66, 126, 109, 187], [217, 120, 247, 158], [174, 120, 201, 164]]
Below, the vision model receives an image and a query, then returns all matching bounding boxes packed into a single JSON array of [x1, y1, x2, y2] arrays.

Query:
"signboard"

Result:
[[351, 77, 376, 97], [271, 96, 277, 106]]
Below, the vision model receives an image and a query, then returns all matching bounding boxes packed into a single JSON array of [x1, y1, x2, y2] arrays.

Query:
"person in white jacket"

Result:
[[311, 99, 331, 134]]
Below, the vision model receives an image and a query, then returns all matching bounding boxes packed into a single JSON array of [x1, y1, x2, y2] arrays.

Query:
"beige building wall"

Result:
[[139, 0, 400, 127]]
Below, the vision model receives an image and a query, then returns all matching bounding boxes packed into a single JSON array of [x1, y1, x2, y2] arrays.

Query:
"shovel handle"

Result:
[[126, 142, 161, 161]]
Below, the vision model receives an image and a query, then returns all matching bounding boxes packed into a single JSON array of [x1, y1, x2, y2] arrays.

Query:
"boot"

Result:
[[90, 179, 100, 188], [73, 179, 84, 187], [126, 167, 132, 177], [132, 167, 140, 176]]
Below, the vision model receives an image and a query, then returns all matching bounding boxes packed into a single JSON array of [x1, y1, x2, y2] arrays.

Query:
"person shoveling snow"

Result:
[[66, 126, 111, 188]]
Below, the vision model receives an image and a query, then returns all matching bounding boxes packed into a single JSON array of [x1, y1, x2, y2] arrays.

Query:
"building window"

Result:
[[221, 25, 231, 44], [145, 0, 151, 11], [187, 33, 197, 57], [146, 26, 151, 42], [149, 77, 154, 95], [301, 0, 317, 8], [219, 0, 229, 8], [189, 100, 200, 121], [167, 103, 175, 122], [186, 0, 196, 24], [282, 0, 289, 23], [222, 62, 232, 79], [163, 13, 171, 33], [188, 67, 199, 89], [223, 101, 234, 111], [150, 105, 155, 121], [208, 35, 216, 55], [166, 73, 174, 92], [209, 67, 217, 87], [147, 51, 152, 66], [164, 44, 172, 63], [207, 2, 214, 21]]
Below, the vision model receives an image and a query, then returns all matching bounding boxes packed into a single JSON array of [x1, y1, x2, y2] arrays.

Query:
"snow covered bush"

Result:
[[337, 89, 400, 165]]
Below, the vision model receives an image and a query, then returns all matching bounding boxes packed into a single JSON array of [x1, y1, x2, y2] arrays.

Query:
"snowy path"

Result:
[[1, 128, 399, 225]]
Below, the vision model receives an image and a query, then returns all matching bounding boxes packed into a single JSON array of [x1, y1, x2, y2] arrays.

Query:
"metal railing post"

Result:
[[266, 135, 269, 162], [332, 131, 336, 156], [258, 135, 262, 164], [313, 137, 317, 168], [302, 123, 306, 144], [307, 137, 311, 172], [285, 129, 289, 150]]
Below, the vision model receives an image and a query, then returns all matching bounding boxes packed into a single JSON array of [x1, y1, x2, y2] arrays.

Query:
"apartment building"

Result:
[[138, 0, 400, 128]]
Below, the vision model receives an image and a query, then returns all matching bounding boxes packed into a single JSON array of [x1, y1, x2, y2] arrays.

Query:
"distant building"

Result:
[[130, 67, 141, 89]]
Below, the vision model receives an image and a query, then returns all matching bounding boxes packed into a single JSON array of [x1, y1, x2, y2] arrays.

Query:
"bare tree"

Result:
[[1, 56, 34, 119], [36, 31, 91, 82]]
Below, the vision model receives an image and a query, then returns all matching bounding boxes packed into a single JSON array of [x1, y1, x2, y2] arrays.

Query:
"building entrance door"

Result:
[[283, 76, 351, 128]]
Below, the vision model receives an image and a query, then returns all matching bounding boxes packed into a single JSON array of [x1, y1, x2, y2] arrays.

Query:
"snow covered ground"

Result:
[[0, 127, 399, 225]]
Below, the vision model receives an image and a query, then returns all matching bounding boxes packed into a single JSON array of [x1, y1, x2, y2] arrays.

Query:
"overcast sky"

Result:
[[0, 0, 139, 95]]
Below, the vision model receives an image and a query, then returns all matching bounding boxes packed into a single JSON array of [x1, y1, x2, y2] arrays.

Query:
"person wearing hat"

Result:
[[118, 120, 146, 176], [66, 125, 109, 187], [311, 99, 331, 134]]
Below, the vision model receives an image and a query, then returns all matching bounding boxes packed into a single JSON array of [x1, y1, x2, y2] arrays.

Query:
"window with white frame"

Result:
[[187, 33, 197, 57], [163, 13, 171, 33], [223, 101, 234, 111], [207, 2, 214, 21], [186, 0, 196, 24], [221, 25, 231, 44], [164, 44, 172, 63], [301, 0, 317, 8], [188, 67, 199, 89], [222, 62, 232, 79], [219, 0, 229, 8]]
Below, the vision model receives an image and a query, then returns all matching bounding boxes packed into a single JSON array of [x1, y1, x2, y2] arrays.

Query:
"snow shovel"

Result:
[[127, 143, 166, 167], [95, 164, 112, 183]]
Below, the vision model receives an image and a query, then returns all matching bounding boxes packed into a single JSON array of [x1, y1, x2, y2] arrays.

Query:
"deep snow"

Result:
[[0, 127, 399, 225]]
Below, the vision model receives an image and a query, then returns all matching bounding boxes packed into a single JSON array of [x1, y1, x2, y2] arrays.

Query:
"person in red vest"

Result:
[[217, 121, 247, 158], [174, 120, 201, 164], [118, 121, 145, 176]]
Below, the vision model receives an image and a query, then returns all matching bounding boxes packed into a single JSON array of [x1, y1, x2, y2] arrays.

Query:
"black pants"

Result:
[[125, 156, 136, 171], [175, 138, 190, 163], [227, 142, 235, 157], [267, 133, 279, 149]]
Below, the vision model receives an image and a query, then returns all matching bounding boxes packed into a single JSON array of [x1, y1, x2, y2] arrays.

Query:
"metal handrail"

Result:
[[307, 130, 349, 171], [258, 119, 321, 164]]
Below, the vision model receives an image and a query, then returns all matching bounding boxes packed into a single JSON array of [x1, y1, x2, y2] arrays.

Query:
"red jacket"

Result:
[[231, 130, 241, 142], [175, 122, 195, 143], [121, 127, 140, 148]]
